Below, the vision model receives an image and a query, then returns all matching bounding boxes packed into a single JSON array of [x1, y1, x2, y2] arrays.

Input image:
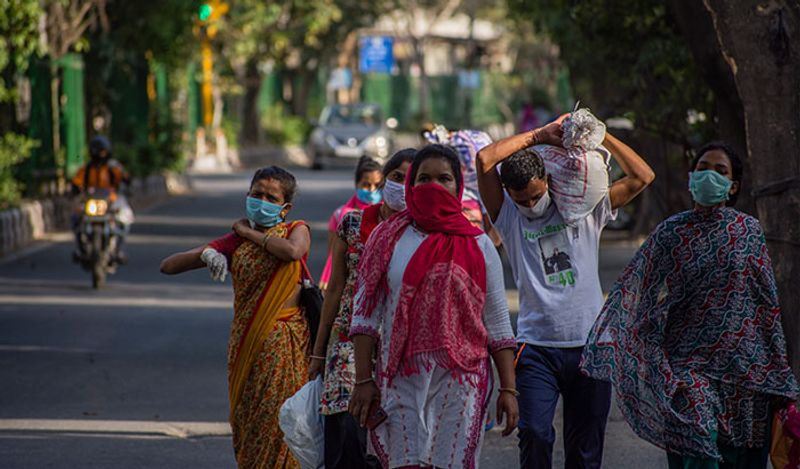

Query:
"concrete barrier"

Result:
[[0, 172, 190, 257]]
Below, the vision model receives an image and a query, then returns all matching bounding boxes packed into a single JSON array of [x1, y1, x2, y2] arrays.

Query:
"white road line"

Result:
[[0, 295, 230, 309], [0, 345, 94, 353], [0, 419, 231, 438]]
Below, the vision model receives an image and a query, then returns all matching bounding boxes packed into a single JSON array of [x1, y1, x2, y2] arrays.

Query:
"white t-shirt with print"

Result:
[[494, 193, 616, 347]]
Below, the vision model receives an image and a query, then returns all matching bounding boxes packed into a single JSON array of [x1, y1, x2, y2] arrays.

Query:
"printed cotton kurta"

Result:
[[350, 226, 515, 469], [320, 210, 364, 415]]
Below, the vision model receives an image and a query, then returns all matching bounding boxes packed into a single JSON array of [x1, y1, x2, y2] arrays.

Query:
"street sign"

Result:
[[359, 36, 395, 74]]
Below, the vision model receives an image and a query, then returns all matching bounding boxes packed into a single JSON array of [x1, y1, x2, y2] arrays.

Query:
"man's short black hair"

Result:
[[690, 141, 743, 207], [409, 144, 463, 193], [250, 166, 298, 203], [500, 148, 546, 191]]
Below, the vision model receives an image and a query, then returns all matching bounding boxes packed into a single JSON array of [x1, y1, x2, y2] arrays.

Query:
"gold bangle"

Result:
[[261, 234, 270, 249], [355, 377, 374, 386], [310, 355, 326, 361], [499, 387, 519, 396]]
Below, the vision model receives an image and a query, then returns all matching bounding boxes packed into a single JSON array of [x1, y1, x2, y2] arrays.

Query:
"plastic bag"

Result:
[[533, 143, 610, 225], [534, 109, 610, 224], [771, 402, 800, 469], [279, 377, 325, 469]]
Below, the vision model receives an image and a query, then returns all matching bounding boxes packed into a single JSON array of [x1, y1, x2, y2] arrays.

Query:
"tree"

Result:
[[41, 0, 107, 185], [382, 0, 464, 121], [220, 0, 384, 145], [507, 0, 720, 231], [0, 0, 43, 206], [689, 1, 800, 375]]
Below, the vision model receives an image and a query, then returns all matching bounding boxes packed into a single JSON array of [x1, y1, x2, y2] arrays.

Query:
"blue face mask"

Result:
[[689, 170, 733, 207], [246, 197, 286, 227], [356, 188, 382, 205]]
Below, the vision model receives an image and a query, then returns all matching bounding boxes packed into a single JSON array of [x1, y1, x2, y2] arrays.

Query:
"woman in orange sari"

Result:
[[160, 166, 311, 469]]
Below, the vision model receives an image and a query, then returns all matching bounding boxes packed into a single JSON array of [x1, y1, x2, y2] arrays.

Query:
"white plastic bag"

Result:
[[279, 377, 325, 469], [535, 109, 610, 224]]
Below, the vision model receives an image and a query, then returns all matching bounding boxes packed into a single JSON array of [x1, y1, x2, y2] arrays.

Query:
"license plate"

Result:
[[334, 146, 362, 158]]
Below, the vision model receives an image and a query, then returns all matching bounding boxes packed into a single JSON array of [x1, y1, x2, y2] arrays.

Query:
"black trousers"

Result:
[[324, 412, 381, 469]]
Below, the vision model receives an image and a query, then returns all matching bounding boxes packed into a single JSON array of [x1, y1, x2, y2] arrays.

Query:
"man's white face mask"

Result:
[[514, 190, 551, 219]]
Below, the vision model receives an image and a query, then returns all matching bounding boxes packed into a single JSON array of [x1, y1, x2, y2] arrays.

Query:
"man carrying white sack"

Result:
[[476, 110, 655, 469]]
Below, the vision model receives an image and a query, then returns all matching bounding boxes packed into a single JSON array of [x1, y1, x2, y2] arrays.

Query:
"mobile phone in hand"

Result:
[[366, 402, 387, 430]]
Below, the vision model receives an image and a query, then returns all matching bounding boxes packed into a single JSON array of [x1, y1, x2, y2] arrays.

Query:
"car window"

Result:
[[321, 105, 382, 126]]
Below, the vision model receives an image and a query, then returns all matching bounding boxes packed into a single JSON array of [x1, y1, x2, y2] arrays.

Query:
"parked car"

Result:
[[308, 103, 396, 169]]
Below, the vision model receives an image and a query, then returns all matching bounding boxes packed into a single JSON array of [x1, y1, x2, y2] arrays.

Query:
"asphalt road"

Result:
[[0, 169, 666, 468]]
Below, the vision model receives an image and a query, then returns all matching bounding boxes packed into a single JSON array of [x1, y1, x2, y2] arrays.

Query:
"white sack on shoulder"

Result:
[[535, 109, 610, 224], [279, 377, 325, 469]]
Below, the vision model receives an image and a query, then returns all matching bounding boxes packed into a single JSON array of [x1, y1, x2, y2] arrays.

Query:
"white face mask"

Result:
[[382, 180, 406, 211], [514, 190, 551, 219]]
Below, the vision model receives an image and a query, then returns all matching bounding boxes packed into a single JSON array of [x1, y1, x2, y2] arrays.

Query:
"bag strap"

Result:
[[299, 258, 313, 282]]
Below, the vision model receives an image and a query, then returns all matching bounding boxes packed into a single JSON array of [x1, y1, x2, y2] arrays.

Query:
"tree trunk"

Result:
[[704, 0, 800, 376], [50, 65, 63, 189], [412, 38, 430, 122], [292, 68, 315, 117], [241, 58, 261, 146], [667, 0, 755, 215]]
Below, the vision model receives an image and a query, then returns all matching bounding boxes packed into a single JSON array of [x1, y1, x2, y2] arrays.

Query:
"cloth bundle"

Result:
[[535, 109, 610, 224]]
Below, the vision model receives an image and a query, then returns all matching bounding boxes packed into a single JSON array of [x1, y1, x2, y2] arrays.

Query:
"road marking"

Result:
[[0, 419, 231, 439], [0, 295, 230, 309], [0, 345, 94, 353]]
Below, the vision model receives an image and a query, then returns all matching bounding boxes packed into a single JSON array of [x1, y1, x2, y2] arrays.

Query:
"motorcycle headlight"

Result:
[[85, 199, 108, 216]]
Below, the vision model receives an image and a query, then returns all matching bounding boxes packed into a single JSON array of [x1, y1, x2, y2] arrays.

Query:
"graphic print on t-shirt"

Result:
[[538, 229, 576, 287]]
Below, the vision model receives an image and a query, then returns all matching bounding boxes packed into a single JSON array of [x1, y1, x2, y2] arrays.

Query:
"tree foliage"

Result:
[[508, 0, 715, 148], [0, 0, 43, 206]]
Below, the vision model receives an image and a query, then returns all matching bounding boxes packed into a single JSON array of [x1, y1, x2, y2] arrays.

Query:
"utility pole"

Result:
[[196, 1, 228, 129]]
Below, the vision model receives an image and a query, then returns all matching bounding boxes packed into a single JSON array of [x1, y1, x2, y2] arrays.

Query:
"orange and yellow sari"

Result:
[[210, 221, 309, 469]]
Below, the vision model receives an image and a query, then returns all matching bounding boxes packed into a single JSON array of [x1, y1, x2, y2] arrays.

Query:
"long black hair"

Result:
[[690, 141, 743, 206], [250, 166, 298, 202], [383, 148, 416, 177], [408, 144, 463, 193]]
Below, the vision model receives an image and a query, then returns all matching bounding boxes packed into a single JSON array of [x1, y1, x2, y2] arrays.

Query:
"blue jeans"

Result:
[[516, 344, 611, 469]]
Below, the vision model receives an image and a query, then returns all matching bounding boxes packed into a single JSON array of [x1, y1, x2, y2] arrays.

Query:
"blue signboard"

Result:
[[359, 36, 395, 74]]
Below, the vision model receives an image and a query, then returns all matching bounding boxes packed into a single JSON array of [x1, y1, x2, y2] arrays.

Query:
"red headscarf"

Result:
[[354, 169, 488, 382]]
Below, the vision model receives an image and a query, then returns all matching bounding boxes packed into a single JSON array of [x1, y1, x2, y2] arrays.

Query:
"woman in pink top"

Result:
[[320, 157, 383, 289]]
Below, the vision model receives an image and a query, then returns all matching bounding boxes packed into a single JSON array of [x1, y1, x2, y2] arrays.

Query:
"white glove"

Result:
[[201, 248, 227, 282]]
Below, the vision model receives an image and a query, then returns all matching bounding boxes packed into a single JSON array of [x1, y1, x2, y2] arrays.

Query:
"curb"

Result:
[[0, 172, 192, 257]]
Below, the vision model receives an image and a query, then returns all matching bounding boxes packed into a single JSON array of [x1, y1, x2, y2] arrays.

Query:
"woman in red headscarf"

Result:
[[348, 144, 518, 469]]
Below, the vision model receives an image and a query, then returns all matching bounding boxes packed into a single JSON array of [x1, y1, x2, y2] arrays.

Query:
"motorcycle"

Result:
[[72, 188, 122, 288]]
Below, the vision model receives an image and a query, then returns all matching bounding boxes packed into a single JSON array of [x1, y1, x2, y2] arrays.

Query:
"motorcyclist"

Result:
[[71, 135, 133, 263]]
